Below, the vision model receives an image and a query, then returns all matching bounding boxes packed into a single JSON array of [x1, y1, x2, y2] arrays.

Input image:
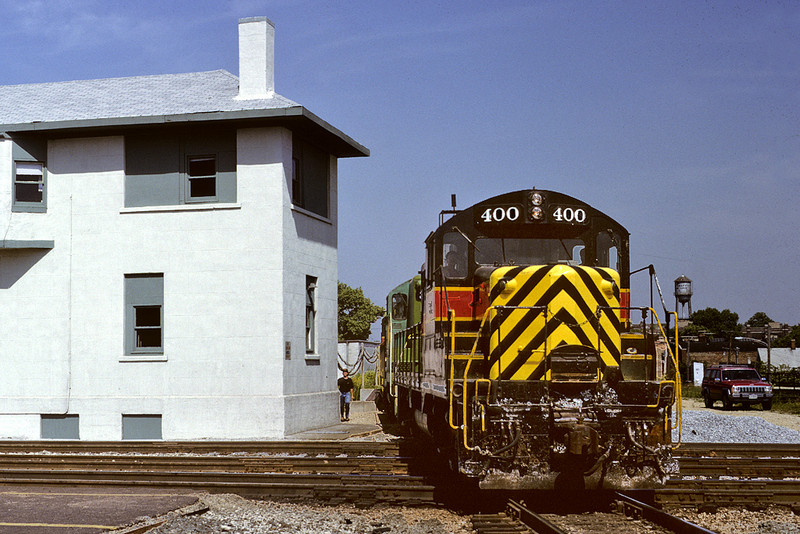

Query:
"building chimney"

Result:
[[237, 17, 275, 99]]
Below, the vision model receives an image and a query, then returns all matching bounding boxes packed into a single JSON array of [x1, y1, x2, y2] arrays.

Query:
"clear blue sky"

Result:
[[3, 1, 798, 333]]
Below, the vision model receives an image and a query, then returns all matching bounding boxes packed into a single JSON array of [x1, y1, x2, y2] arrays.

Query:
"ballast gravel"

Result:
[[674, 405, 800, 443], [147, 494, 471, 534]]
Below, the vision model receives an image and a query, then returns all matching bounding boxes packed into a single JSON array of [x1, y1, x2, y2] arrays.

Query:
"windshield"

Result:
[[722, 369, 761, 381], [474, 237, 585, 266]]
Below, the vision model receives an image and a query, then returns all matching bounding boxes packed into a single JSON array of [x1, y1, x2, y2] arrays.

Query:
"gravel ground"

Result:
[[147, 494, 471, 534], [674, 398, 800, 442], [670, 398, 800, 533], [674, 506, 800, 534]]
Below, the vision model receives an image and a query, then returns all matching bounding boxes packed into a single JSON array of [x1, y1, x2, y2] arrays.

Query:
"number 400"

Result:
[[480, 207, 519, 222]]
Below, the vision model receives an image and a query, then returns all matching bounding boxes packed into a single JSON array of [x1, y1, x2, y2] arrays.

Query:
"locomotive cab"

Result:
[[382, 189, 679, 490]]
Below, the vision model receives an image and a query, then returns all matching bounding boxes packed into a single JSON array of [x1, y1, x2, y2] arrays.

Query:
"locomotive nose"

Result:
[[487, 264, 622, 382]]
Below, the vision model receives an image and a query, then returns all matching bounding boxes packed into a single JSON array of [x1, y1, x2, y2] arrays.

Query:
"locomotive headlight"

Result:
[[529, 192, 543, 206], [529, 206, 543, 220], [497, 278, 517, 295], [600, 280, 617, 298]]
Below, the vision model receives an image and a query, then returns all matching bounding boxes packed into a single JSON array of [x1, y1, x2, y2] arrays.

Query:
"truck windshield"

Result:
[[722, 369, 761, 381]]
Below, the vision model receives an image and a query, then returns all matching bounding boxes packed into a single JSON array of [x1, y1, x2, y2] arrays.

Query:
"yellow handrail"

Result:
[[463, 373, 492, 451], [448, 306, 494, 430], [449, 309, 456, 355], [644, 308, 682, 446]]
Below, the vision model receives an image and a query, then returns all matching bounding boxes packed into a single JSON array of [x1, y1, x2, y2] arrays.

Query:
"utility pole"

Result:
[[767, 323, 772, 382]]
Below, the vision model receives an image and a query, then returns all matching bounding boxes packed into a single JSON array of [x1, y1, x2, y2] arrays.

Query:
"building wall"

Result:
[[687, 351, 760, 369], [280, 129, 340, 435], [0, 126, 339, 440]]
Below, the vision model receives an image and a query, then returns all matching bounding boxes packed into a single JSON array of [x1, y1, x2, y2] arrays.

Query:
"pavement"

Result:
[[286, 400, 388, 440], [0, 487, 200, 534]]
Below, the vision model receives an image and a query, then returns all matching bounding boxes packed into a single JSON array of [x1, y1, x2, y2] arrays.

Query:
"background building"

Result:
[[0, 17, 368, 440]]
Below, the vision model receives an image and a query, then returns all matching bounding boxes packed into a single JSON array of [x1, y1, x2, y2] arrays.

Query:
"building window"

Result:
[[291, 156, 302, 206], [306, 276, 317, 354], [122, 414, 162, 440], [14, 162, 45, 204], [125, 129, 236, 208], [41, 415, 79, 439], [11, 136, 47, 212], [292, 137, 330, 218], [125, 274, 164, 355], [186, 155, 217, 201], [134, 306, 162, 349]]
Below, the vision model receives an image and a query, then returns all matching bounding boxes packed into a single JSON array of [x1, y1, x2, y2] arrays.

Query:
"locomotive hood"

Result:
[[486, 264, 622, 381]]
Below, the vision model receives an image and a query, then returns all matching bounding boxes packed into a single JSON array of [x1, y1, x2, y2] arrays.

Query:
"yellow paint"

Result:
[[488, 265, 622, 380]]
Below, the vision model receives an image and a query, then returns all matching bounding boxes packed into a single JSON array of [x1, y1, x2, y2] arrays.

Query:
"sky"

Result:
[[2, 0, 798, 335]]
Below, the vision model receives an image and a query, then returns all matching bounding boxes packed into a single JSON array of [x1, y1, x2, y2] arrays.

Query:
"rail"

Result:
[[614, 492, 717, 534], [0, 440, 433, 506]]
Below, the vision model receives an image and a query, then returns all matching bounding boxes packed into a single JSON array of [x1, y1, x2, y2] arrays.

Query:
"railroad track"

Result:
[[3, 440, 800, 510], [0, 440, 402, 456], [471, 496, 714, 534], [656, 442, 800, 509], [0, 440, 433, 505]]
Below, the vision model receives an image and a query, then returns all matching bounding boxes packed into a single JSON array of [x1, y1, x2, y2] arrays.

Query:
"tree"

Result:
[[745, 312, 772, 328], [689, 307, 740, 336], [775, 324, 800, 348], [338, 282, 385, 341]]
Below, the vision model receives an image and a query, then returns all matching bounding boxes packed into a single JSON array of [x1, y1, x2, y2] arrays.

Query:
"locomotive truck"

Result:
[[378, 189, 680, 489]]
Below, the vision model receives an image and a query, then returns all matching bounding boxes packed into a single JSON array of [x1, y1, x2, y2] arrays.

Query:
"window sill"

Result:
[[121, 203, 241, 214], [291, 205, 332, 225], [120, 354, 167, 363], [12, 205, 47, 213]]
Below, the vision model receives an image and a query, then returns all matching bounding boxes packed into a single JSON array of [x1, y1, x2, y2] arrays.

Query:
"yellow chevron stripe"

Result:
[[488, 265, 621, 380]]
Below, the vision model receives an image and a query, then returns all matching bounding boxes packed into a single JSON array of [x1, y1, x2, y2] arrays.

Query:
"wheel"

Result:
[[722, 391, 733, 410], [762, 400, 773, 410], [702, 390, 714, 408]]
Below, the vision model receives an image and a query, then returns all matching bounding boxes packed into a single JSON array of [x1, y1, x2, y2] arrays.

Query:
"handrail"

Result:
[[448, 307, 493, 430], [459, 304, 544, 451], [462, 373, 493, 451], [449, 309, 456, 355], [640, 307, 681, 446]]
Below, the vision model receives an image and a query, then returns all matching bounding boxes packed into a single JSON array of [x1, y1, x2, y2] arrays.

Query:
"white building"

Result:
[[0, 17, 368, 440]]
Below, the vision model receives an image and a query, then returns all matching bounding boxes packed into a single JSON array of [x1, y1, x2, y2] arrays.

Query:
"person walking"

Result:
[[337, 370, 354, 422]]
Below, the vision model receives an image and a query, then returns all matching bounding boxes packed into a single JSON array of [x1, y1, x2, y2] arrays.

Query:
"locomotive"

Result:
[[379, 189, 680, 489]]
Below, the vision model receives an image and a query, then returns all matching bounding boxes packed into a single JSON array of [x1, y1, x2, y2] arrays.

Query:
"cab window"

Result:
[[391, 293, 408, 321], [443, 232, 468, 279], [596, 230, 620, 269]]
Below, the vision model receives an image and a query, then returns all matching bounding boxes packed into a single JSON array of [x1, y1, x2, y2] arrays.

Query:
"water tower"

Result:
[[674, 275, 693, 320]]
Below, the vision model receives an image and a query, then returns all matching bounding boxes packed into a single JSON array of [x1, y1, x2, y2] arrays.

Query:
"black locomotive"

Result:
[[379, 189, 680, 489]]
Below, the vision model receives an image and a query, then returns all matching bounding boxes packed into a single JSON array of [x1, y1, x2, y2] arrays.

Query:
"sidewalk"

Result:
[[287, 401, 384, 440]]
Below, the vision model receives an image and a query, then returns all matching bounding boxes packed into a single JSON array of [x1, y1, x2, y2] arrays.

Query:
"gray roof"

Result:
[[758, 348, 800, 368], [0, 70, 368, 157], [0, 70, 297, 125]]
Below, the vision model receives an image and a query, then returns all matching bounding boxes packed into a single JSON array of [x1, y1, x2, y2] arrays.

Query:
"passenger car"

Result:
[[702, 364, 773, 410]]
